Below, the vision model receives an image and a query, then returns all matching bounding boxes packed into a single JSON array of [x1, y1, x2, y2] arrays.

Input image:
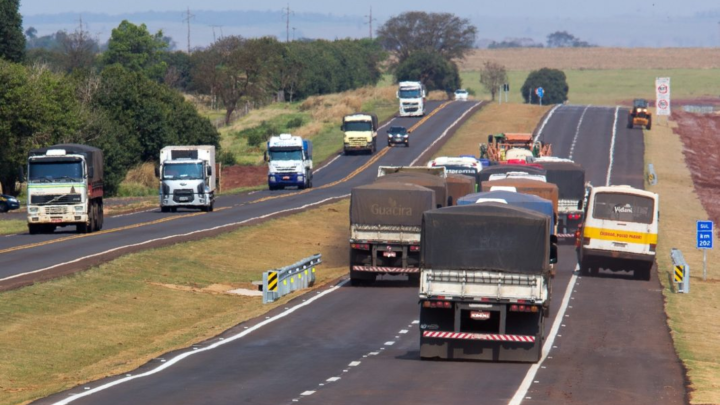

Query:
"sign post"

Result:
[[535, 87, 544, 106], [697, 220, 713, 281], [655, 77, 671, 125]]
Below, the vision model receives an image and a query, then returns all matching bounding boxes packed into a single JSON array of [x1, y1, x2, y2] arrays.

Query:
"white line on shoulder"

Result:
[[605, 106, 620, 186]]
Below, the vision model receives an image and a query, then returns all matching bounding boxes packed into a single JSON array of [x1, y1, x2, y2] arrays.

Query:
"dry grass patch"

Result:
[[0, 199, 351, 405], [433, 103, 550, 159], [646, 117, 720, 404], [0, 219, 26, 236], [300, 86, 396, 123], [460, 48, 720, 71]]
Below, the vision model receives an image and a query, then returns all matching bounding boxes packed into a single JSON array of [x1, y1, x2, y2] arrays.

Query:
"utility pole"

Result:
[[364, 6, 377, 40], [182, 7, 195, 53], [210, 25, 223, 42], [282, 4, 294, 43]]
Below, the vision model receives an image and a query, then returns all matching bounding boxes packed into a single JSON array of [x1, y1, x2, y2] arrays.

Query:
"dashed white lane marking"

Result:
[[349, 361, 361, 367], [568, 105, 590, 160], [411, 320, 419, 324], [48, 279, 350, 405], [3, 195, 350, 284], [533, 104, 562, 143], [508, 265, 579, 405], [326, 377, 341, 382], [368, 352, 379, 356], [399, 329, 408, 334], [300, 391, 315, 396], [409, 102, 482, 166], [384, 341, 395, 346], [605, 106, 620, 186]]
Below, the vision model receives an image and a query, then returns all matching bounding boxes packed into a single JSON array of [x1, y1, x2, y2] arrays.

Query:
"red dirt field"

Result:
[[672, 110, 720, 228], [221, 165, 267, 191]]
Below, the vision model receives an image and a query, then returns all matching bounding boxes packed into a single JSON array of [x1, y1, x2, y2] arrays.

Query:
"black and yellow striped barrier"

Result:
[[674, 265, 684, 283], [263, 254, 322, 304], [670, 248, 689, 294]]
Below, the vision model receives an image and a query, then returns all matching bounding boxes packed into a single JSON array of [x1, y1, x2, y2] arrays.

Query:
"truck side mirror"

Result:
[[18, 166, 25, 183], [206, 166, 212, 177], [550, 235, 558, 264], [88, 167, 94, 179], [155, 166, 160, 178], [577, 200, 583, 210], [340, 125, 344, 131], [263, 151, 269, 162]]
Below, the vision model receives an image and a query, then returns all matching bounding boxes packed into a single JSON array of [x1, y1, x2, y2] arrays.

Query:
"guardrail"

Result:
[[647, 163, 658, 186], [671, 248, 689, 294], [262, 254, 322, 304]]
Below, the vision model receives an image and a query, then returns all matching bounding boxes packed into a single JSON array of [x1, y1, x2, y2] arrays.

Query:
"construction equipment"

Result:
[[479, 133, 552, 164], [627, 99, 652, 130]]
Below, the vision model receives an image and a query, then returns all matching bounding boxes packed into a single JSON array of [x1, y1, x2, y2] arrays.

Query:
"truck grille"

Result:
[[31, 194, 82, 205], [173, 189, 195, 203], [275, 166, 297, 173], [45, 206, 69, 215]]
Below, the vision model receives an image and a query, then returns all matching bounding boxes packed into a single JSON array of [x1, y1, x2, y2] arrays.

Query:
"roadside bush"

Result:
[[395, 51, 461, 93], [286, 116, 304, 129], [218, 150, 237, 166], [521, 67, 569, 104]]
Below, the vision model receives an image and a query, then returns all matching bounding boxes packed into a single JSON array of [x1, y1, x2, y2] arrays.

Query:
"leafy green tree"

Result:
[[479, 61, 507, 101], [103, 20, 168, 80], [0, 0, 25, 62], [521, 68, 569, 105], [395, 51, 461, 94], [0, 62, 82, 194]]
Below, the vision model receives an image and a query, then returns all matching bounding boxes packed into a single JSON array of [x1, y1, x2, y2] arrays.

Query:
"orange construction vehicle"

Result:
[[627, 99, 652, 130], [479, 133, 552, 164]]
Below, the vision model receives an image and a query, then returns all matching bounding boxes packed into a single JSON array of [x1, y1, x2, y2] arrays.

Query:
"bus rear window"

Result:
[[592, 193, 654, 224]]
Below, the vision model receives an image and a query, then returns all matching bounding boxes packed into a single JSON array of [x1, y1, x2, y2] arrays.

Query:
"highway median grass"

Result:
[[0, 219, 26, 236], [0, 199, 351, 405], [645, 117, 720, 404]]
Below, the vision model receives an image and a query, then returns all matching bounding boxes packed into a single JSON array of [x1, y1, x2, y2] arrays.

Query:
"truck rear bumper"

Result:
[[422, 330, 536, 343], [582, 248, 655, 263], [352, 265, 419, 273]]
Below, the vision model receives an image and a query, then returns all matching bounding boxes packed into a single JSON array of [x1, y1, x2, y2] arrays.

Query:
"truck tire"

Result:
[[91, 203, 100, 232], [634, 263, 652, 281], [646, 116, 652, 130], [0, 203, 8, 213], [97, 201, 104, 230], [208, 201, 214, 212], [171, 207, 177, 213], [161, 206, 170, 213], [28, 224, 40, 235]]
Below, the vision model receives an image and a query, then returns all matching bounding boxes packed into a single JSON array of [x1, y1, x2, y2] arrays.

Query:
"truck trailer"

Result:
[[539, 161, 586, 237], [349, 182, 436, 285], [265, 134, 313, 190], [158, 145, 216, 212], [26, 144, 104, 234], [418, 203, 555, 362]]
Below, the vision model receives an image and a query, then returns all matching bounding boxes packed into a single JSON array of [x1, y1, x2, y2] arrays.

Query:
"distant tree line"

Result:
[[0, 0, 387, 196], [487, 31, 594, 49]]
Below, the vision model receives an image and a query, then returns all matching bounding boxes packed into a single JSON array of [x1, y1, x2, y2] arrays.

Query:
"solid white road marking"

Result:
[[568, 105, 591, 160], [48, 279, 350, 405], [409, 102, 482, 166], [605, 106, 620, 186], [533, 104, 562, 143], [508, 271, 579, 405], [2, 195, 351, 284], [313, 154, 341, 174]]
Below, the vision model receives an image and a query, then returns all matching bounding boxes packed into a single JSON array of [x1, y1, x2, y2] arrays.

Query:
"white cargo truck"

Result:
[[158, 146, 216, 212], [265, 134, 313, 190], [397, 81, 426, 117]]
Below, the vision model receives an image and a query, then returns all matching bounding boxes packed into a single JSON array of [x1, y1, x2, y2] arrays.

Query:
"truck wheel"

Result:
[[208, 201, 214, 212], [161, 206, 170, 213], [28, 224, 40, 235], [171, 207, 177, 213], [646, 116, 652, 130], [408, 273, 420, 284], [76, 223, 88, 233], [97, 202, 104, 230], [0, 203, 7, 213], [634, 263, 652, 281], [92, 203, 100, 232]]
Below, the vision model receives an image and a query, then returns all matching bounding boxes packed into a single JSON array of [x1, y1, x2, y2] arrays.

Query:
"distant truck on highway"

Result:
[[418, 203, 556, 362], [158, 146, 216, 212], [577, 185, 659, 280], [265, 134, 313, 190], [397, 81, 426, 117], [342, 113, 378, 154], [26, 144, 104, 234], [538, 160, 587, 237]]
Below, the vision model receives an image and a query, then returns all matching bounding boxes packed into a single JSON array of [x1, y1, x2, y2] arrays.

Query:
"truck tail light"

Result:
[[649, 243, 656, 252], [351, 243, 370, 250], [510, 305, 539, 313], [568, 214, 582, 220], [422, 301, 452, 309], [410, 245, 420, 252]]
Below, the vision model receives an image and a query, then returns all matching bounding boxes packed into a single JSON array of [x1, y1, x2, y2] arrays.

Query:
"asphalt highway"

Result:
[[33, 105, 687, 405], [0, 100, 482, 289]]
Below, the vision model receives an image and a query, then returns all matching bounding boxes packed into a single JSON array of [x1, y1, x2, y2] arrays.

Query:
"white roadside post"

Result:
[[655, 77, 671, 125]]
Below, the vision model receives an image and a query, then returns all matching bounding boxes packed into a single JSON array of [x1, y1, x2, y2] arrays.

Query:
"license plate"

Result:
[[51, 218, 62, 223], [470, 311, 491, 320], [179, 197, 188, 201], [383, 251, 397, 258], [283, 176, 290, 180]]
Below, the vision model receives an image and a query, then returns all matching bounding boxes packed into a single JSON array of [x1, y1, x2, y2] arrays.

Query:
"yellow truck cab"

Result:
[[342, 113, 379, 155], [577, 185, 659, 280]]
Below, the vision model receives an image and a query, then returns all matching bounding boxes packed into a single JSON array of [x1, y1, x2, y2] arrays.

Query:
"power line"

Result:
[[209, 25, 223, 42], [364, 6, 377, 40], [282, 4, 294, 43]]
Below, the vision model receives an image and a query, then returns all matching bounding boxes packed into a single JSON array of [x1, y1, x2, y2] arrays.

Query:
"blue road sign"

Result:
[[536, 87, 544, 98], [697, 220, 713, 249]]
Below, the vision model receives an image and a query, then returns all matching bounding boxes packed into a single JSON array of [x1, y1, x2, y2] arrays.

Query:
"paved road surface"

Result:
[[34, 105, 687, 405]]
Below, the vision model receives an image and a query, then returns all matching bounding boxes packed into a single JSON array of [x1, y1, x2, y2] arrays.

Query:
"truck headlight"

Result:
[[269, 176, 276, 182], [29, 207, 39, 213], [403, 134, 409, 138], [297, 175, 304, 180], [74, 205, 84, 212]]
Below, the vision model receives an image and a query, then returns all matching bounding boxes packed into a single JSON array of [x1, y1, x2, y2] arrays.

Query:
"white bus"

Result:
[[577, 185, 659, 280]]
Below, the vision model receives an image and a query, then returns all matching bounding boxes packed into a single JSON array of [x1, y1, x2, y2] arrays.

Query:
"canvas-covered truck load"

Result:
[[349, 182, 436, 285], [446, 173, 475, 205], [482, 178, 559, 221], [540, 161, 586, 237], [375, 172, 449, 208], [477, 165, 546, 190], [418, 203, 554, 362], [26, 144, 104, 234]]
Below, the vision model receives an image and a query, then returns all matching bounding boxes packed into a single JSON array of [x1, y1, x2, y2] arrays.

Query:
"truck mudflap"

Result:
[[352, 266, 419, 273], [422, 331, 536, 343]]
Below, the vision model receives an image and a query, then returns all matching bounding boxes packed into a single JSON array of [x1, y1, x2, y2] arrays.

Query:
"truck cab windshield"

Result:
[[29, 161, 83, 183], [163, 163, 203, 180], [269, 150, 303, 161], [344, 122, 373, 132], [399, 89, 422, 99]]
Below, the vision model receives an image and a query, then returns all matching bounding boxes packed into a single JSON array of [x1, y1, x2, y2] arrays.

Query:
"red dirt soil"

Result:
[[221, 165, 267, 191], [672, 110, 720, 229]]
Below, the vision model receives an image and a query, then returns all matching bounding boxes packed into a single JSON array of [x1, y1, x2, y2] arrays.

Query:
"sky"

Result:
[[19, 1, 720, 47]]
